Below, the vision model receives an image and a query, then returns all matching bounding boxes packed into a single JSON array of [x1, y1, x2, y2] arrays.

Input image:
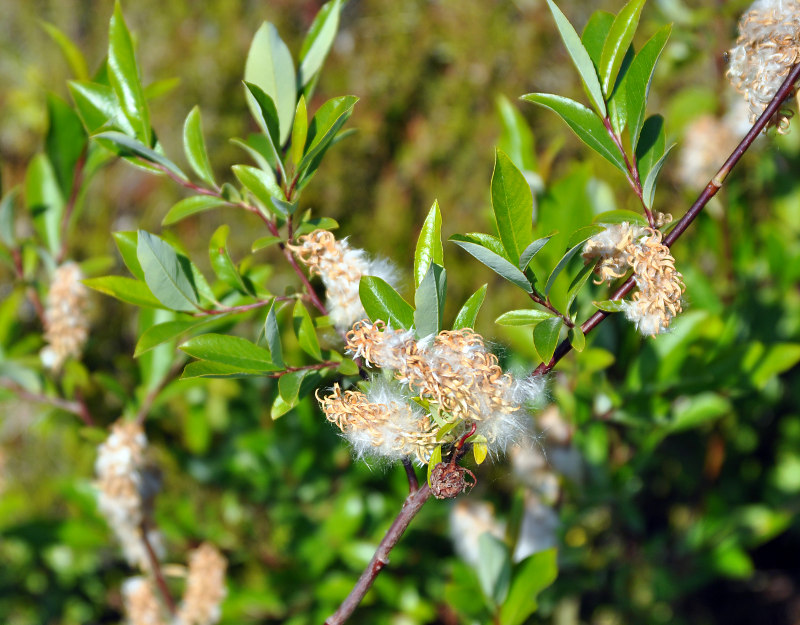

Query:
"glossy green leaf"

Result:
[[108, 1, 151, 145], [581, 11, 615, 66], [499, 548, 558, 625], [45, 94, 86, 198], [242, 82, 283, 172], [414, 200, 443, 288], [453, 283, 487, 330], [137, 230, 199, 312], [135, 318, 218, 357], [521, 94, 625, 173], [264, 301, 285, 368], [635, 114, 665, 184], [40, 21, 90, 80], [627, 24, 671, 152], [599, 0, 646, 95], [566, 261, 596, 310], [298, 0, 343, 86], [209, 225, 251, 294], [25, 154, 64, 255], [477, 533, 511, 606], [181, 333, 280, 371], [94, 131, 187, 180], [296, 96, 358, 184], [450, 235, 532, 293], [68, 80, 136, 135], [230, 134, 276, 172], [294, 216, 339, 238], [112, 231, 145, 280], [492, 150, 534, 265], [181, 360, 270, 379], [183, 106, 216, 187], [533, 317, 564, 364], [162, 195, 226, 226], [544, 226, 604, 296], [495, 309, 555, 326], [593, 299, 627, 312], [569, 325, 586, 351], [546, 0, 606, 116], [496, 94, 538, 174], [607, 47, 633, 136], [293, 300, 322, 360], [414, 263, 447, 338], [359, 276, 415, 329], [251, 236, 283, 252], [232, 164, 283, 209], [83, 275, 164, 309], [271, 394, 295, 419], [427, 444, 443, 485], [642, 143, 675, 209], [244, 22, 297, 145], [519, 235, 553, 271], [291, 95, 308, 167], [278, 370, 309, 405]]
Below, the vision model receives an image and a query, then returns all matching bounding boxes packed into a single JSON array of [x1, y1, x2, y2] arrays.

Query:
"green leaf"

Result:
[[231, 134, 276, 172], [232, 164, 283, 209], [414, 200, 443, 288], [545, 0, 606, 116], [599, 0, 646, 95], [278, 370, 309, 405], [45, 93, 86, 198], [182, 360, 271, 379], [533, 317, 564, 363], [593, 299, 627, 312], [414, 263, 447, 338], [453, 284, 487, 330], [427, 444, 443, 483], [94, 131, 187, 180], [135, 318, 218, 357], [642, 143, 675, 209], [607, 47, 633, 136], [40, 21, 90, 80], [450, 235, 532, 293], [635, 114, 665, 184], [544, 226, 604, 296], [749, 343, 800, 389], [294, 216, 339, 238], [626, 24, 671, 152], [298, 0, 342, 86], [112, 231, 145, 281], [264, 301, 285, 368], [242, 82, 283, 173], [496, 94, 537, 174], [296, 96, 359, 184], [477, 533, 511, 607], [83, 275, 164, 309], [519, 235, 553, 271], [209, 225, 251, 294], [566, 260, 596, 310], [244, 22, 297, 145], [251, 236, 283, 252], [108, 1, 151, 145], [359, 276, 415, 329], [68, 80, 136, 135], [183, 106, 216, 187], [670, 392, 731, 432], [499, 548, 558, 625], [180, 333, 280, 372], [581, 11, 615, 66], [495, 309, 555, 327], [569, 325, 586, 351], [271, 394, 295, 419], [492, 150, 534, 265], [162, 195, 226, 226], [25, 154, 64, 255], [137, 230, 199, 312], [291, 96, 308, 167], [293, 300, 322, 360], [521, 94, 625, 173]]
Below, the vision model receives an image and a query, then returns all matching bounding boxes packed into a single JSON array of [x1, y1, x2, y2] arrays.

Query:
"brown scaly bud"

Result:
[[40, 262, 90, 372], [430, 461, 476, 499], [176, 543, 228, 625]]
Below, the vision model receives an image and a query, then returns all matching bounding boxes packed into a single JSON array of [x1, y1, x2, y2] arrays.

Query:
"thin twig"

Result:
[[402, 458, 419, 493], [0, 379, 94, 426], [533, 63, 800, 377], [529, 292, 574, 327], [602, 117, 654, 226], [140, 523, 177, 615], [264, 360, 340, 378]]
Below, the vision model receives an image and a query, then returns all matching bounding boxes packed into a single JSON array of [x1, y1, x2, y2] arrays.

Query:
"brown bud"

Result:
[[430, 461, 476, 499]]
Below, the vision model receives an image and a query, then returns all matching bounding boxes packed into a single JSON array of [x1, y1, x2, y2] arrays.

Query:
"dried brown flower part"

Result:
[[430, 461, 476, 499], [287, 230, 396, 331], [317, 383, 439, 463], [95, 419, 163, 570], [727, 0, 800, 132], [582, 223, 641, 284], [177, 543, 228, 625], [122, 576, 167, 625], [40, 262, 90, 372]]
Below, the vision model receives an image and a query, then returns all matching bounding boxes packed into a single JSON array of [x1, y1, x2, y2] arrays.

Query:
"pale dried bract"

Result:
[[122, 576, 167, 625], [176, 543, 228, 625], [40, 262, 91, 372]]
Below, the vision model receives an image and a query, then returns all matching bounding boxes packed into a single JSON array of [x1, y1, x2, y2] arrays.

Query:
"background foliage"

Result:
[[2, 1, 800, 624]]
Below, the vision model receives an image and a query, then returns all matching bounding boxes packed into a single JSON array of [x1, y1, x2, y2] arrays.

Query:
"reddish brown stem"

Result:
[[402, 457, 419, 493], [602, 117, 654, 226], [264, 360, 340, 378], [529, 292, 574, 328], [0, 379, 94, 426], [140, 523, 177, 615]]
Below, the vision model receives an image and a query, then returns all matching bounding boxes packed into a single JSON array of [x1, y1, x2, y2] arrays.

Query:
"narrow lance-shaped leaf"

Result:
[[68, 80, 137, 135], [642, 143, 675, 209], [112, 231, 145, 280], [293, 300, 322, 360], [414, 199, 443, 288], [492, 149, 534, 265], [414, 263, 447, 338], [545, 225, 604, 296], [291, 95, 308, 167], [181, 333, 280, 372], [232, 163, 284, 209], [495, 309, 556, 327], [107, 1, 151, 145], [83, 275, 164, 309], [40, 22, 90, 81], [519, 235, 553, 271], [521, 94, 626, 174], [450, 235, 533, 293], [635, 114, 665, 183], [359, 276, 415, 329], [453, 283, 487, 331], [499, 549, 558, 625], [533, 317, 564, 364], [298, 0, 343, 87], [296, 96, 358, 184], [94, 131, 187, 180], [598, 0, 646, 96], [546, 0, 606, 117], [496, 94, 537, 173], [45, 93, 86, 198], [627, 24, 671, 152], [137, 230, 199, 312], [243, 82, 285, 178], [581, 11, 615, 66], [25, 154, 64, 256], [162, 196, 226, 226], [183, 106, 217, 188], [264, 301, 285, 368], [244, 22, 297, 145], [209, 224, 251, 294]]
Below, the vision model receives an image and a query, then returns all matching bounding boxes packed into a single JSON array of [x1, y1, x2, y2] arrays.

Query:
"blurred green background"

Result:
[[2, 0, 800, 624]]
